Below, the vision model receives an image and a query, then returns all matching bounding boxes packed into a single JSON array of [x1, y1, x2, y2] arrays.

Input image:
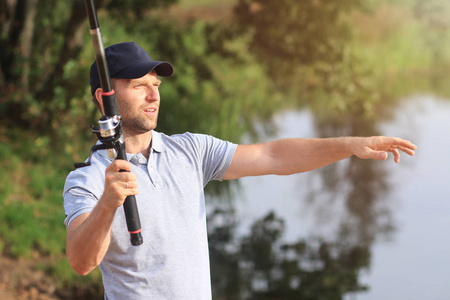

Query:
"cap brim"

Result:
[[115, 60, 174, 79], [154, 62, 174, 77]]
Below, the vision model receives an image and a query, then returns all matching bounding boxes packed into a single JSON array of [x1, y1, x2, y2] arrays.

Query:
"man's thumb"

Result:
[[376, 151, 388, 160]]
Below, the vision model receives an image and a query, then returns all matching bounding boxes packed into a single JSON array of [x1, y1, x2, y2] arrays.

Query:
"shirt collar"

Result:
[[150, 130, 165, 153], [95, 129, 165, 161]]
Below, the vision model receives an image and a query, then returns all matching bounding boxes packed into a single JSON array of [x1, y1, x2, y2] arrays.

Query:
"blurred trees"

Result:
[[233, 0, 382, 127], [0, 0, 176, 131], [0, 0, 370, 137], [414, 0, 450, 67], [208, 209, 371, 300], [129, 19, 283, 142], [0, 0, 284, 154], [234, 0, 366, 79]]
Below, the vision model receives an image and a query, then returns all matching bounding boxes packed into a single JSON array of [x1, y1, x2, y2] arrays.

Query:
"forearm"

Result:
[[66, 199, 117, 275], [225, 135, 416, 180], [266, 137, 353, 175], [225, 137, 354, 179]]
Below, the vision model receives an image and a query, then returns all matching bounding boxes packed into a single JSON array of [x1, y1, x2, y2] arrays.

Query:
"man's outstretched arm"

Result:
[[223, 136, 417, 180]]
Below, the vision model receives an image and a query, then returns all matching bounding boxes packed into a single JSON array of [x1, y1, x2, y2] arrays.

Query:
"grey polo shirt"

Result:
[[63, 130, 237, 299]]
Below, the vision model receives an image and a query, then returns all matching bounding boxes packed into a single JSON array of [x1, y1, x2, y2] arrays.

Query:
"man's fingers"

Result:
[[121, 181, 139, 196], [106, 170, 136, 182], [124, 180, 138, 190], [397, 145, 416, 156], [390, 148, 400, 163], [392, 138, 417, 152], [107, 159, 133, 172], [401, 139, 418, 151]]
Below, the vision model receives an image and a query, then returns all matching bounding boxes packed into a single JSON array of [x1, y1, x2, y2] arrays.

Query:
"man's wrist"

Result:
[[96, 196, 120, 217], [337, 136, 357, 156]]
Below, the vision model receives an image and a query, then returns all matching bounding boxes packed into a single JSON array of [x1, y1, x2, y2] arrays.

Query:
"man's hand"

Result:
[[66, 159, 139, 275], [351, 136, 417, 163], [102, 160, 139, 209]]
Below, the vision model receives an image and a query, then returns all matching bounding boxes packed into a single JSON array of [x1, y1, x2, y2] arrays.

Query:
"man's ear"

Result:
[[94, 88, 105, 115]]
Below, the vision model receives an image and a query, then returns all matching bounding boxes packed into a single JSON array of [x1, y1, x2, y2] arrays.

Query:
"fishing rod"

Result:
[[74, 0, 143, 246]]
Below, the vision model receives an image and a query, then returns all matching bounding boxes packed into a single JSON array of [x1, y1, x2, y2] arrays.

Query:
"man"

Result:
[[64, 42, 417, 299]]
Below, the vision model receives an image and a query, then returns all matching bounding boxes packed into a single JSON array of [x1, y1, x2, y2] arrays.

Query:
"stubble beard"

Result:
[[122, 114, 158, 136], [119, 103, 158, 136], [115, 89, 159, 136]]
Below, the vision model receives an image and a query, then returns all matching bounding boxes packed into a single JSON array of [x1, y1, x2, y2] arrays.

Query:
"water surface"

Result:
[[228, 95, 450, 299]]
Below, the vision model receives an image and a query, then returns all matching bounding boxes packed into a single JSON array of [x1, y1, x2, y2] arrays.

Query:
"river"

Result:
[[222, 95, 450, 299]]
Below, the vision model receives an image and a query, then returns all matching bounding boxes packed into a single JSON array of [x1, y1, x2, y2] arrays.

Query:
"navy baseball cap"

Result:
[[90, 42, 174, 95]]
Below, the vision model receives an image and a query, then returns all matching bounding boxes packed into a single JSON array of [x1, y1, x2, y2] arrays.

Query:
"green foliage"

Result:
[[231, 0, 385, 131], [107, 0, 177, 20], [233, 0, 366, 81], [156, 21, 282, 141], [0, 0, 179, 133], [98, 17, 283, 142], [0, 137, 70, 259]]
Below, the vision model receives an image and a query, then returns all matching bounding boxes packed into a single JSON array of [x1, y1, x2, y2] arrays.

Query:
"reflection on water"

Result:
[[207, 96, 450, 300]]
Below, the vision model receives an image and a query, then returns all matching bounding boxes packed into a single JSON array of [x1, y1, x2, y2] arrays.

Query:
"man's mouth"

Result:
[[144, 108, 157, 113]]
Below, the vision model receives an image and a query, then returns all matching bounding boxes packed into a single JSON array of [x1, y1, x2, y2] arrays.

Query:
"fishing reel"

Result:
[[74, 115, 124, 168]]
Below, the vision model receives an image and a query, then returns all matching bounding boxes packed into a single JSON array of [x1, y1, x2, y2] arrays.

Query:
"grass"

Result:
[[0, 133, 105, 296], [0, 143, 68, 258]]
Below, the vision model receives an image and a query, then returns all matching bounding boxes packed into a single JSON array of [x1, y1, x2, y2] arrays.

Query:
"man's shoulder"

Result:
[[155, 131, 212, 149], [157, 130, 204, 140], [157, 130, 225, 145]]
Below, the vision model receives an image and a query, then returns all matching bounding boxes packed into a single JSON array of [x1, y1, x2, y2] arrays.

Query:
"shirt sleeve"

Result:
[[191, 133, 237, 183], [63, 187, 98, 228], [63, 163, 105, 228]]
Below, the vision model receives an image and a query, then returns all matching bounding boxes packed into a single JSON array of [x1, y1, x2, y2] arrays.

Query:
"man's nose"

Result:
[[145, 86, 159, 101]]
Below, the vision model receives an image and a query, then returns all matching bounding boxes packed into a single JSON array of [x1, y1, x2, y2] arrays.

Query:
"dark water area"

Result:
[[208, 95, 450, 300]]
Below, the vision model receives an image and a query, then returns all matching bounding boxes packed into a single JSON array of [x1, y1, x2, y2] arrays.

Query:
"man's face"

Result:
[[113, 71, 161, 135]]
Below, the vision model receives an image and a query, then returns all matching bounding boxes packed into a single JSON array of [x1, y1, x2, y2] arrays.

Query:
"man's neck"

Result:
[[122, 130, 153, 159]]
